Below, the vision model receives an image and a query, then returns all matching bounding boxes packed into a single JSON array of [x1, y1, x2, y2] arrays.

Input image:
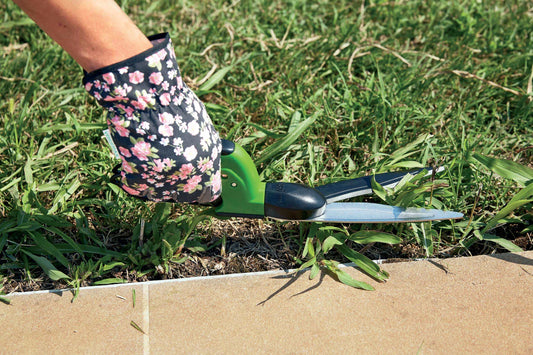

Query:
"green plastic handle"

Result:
[[215, 142, 266, 218]]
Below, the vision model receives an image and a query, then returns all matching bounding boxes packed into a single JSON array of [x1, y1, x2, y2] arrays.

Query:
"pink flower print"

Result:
[[176, 76, 184, 90], [122, 184, 140, 196], [140, 121, 150, 130], [113, 86, 127, 97], [148, 135, 157, 141], [93, 92, 102, 100], [123, 106, 135, 117], [103, 72, 115, 84], [183, 175, 202, 193], [137, 91, 155, 108], [183, 146, 198, 161], [160, 137, 170, 146], [158, 112, 175, 125], [129, 71, 144, 84], [137, 184, 149, 191], [119, 147, 131, 158], [118, 67, 129, 74], [109, 117, 130, 137], [115, 125, 130, 137], [178, 163, 194, 179], [198, 158, 213, 173], [131, 92, 154, 110], [153, 159, 165, 173], [132, 100, 147, 110], [149, 72, 164, 85], [159, 124, 173, 137], [157, 49, 167, 61], [84, 82, 93, 91], [150, 50, 166, 69], [160, 93, 171, 106], [131, 140, 152, 161], [211, 170, 221, 194], [163, 158, 173, 167], [103, 95, 126, 102], [161, 81, 170, 90], [94, 80, 102, 89], [121, 159, 134, 174]]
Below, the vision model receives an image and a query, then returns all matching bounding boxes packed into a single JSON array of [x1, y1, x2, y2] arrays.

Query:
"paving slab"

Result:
[[1, 251, 532, 354]]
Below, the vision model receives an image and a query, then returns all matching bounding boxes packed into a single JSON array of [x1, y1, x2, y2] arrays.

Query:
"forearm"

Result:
[[12, 0, 152, 72]]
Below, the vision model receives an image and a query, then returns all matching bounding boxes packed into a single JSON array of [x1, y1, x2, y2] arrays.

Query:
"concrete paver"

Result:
[[1, 252, 532, 354]]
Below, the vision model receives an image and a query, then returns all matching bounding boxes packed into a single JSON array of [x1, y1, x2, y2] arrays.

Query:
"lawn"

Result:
[[1, 0, 531, 295]]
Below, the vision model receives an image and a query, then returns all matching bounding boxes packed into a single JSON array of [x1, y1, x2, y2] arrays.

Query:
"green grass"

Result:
[[1, 0, 532, 292]]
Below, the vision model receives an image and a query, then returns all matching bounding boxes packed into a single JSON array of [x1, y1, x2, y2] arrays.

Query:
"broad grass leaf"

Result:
[[245, 123, 284, 139], [255, 111, 319, 164], [92, 278, 128, 285], [25, 243, 124, 257], [371, 176, 389, 203], [298, 257, 316, 271], [322, 235, 343, 253], [309, 263, 320, 280], [101, 262, 125, 271], [0, 295, 11, 305], [349, 231, 401, 244], [43, 226, 84, 256], [22, 250, 70, 281], [474, 231, 523, 253], [198, 65, 233, 91], [482, 199, 533, 233], [482, 234, 523, 252], [335, 244, 388, 281], [471, 153, 533, 187], [324, 262, 374, 290], [390, 161, 425, 169], [387, 133, 430, 166], [28, 231, 69, 267]]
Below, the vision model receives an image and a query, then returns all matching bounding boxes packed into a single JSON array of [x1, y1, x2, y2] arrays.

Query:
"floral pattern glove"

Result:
[[83, 33, 222, 204]]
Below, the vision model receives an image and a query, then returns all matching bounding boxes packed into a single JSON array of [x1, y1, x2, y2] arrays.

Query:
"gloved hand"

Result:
[[83, 33, 222, 204]]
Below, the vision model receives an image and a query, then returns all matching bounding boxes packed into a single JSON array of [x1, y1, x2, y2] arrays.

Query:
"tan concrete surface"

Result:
[[1, 251, 532, 354]]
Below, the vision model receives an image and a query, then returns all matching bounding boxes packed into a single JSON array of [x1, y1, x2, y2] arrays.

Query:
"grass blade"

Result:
[[22, 250, 70, 281], [198, 65, 233, 92], [92, 278, 128, 285], [335, 244, 388, 281], [255, 111, 319, 164], [348, 231, 402, 245], [480, 233, 523, 253], [471, 153, 533, 187]]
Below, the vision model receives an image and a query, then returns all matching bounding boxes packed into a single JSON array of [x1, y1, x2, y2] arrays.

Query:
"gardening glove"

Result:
[[83, 33, 222, 204]]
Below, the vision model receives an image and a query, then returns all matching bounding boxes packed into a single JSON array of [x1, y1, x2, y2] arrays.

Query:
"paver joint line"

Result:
[[143, 283, 150, 355]]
